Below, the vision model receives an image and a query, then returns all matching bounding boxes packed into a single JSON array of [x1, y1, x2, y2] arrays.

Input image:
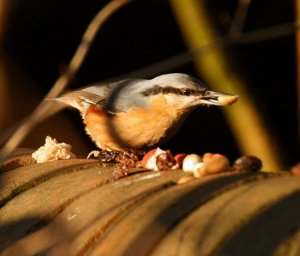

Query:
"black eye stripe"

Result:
[[142, 85, 206, 96], [182, 89, 191, 96]]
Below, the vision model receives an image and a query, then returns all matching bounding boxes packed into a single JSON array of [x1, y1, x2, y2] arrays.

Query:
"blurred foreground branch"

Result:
[[170, 0, 282, 170]]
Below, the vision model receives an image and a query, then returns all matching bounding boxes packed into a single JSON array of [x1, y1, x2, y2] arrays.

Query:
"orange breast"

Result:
[[83, 96, 189, 150]]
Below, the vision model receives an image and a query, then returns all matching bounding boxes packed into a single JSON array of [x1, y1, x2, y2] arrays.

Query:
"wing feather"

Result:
[[54, 78, 150, 114]]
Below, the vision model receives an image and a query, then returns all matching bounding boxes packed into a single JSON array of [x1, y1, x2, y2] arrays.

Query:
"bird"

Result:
[[55, 73, 238, 151]]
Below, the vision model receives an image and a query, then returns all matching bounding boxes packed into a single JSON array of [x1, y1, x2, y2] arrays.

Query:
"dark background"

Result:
[[1, 0, 298, 168]]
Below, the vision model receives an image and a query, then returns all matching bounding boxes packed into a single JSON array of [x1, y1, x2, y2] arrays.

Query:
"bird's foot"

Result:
[[87, 150, 101, 159], [87, 149, 120, 163]]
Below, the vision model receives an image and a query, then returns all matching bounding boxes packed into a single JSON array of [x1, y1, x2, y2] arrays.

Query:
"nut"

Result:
[[182, 154, 202, 172], [174, 153, 187, 168], [233, 155, 262, 172], [142, 148, 167, 171], [156, 151, 176, 171], [195, 154, 229, 177]]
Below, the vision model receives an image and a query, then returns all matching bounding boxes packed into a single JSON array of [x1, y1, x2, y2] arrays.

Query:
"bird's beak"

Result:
[[199, 90, 239, 106]]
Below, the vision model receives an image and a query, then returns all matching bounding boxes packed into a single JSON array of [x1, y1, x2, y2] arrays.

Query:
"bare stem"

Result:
[[228, 0, 251, 39]]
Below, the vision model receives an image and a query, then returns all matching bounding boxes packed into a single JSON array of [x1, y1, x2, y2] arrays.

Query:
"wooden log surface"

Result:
[[0, 149, 300, 256]]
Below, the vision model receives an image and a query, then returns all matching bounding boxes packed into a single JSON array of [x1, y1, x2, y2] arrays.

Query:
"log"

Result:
[[0, 150, 299, 256]]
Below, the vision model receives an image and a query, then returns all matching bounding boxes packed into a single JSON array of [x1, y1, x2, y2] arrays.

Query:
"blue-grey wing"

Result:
[[59, 78, 151, 114], [104, 79, 151, 113]]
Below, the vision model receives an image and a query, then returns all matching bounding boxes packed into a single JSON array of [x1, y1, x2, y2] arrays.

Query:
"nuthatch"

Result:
[[56, 73, 238, 151]]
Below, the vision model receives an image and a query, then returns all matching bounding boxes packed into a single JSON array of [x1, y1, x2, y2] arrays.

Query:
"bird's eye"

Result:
[[182, 89, 191, 96]]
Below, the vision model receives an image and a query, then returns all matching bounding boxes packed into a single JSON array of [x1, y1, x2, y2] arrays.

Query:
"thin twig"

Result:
[[234, 22, 296, 45], [0, 0, 133, 161], [228, 0, 251, 39]]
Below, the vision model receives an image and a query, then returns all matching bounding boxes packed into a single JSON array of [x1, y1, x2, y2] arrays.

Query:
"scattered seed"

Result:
[[142, 148, 167, 170], [195, 154, 229, 177], [182, 154, 202, 172], [233, 155, 262, 172], [174, 153, 187, 168], [156, 151, 176, 171]]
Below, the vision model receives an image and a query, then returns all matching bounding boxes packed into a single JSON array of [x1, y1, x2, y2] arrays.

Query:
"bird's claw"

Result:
[[87, 150, 101, 159]]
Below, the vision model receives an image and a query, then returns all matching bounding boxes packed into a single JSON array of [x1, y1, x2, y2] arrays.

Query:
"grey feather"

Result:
[[57, 79, 152, 113], [104, 79, 151, 113], [75, 84, 110, 105]]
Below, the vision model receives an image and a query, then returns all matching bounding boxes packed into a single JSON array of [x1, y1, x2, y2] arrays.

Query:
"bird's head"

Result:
[[141, 73, 238, 110]]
